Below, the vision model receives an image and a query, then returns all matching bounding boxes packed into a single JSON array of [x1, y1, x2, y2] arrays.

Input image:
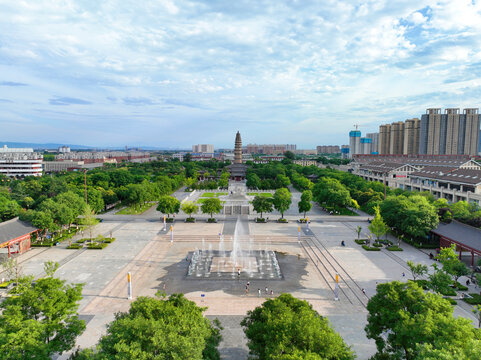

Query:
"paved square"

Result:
[[6, 209, 479, 360]]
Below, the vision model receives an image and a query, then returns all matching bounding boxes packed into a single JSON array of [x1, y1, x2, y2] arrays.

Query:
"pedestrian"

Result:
[[247, 281, 250, 287], [162, 283, 166, 291], [362, 288, 366, 295], [258, 289, 261, 297], [265, 286, 268, 294], [402, 272, 405, 277], [238, 269, 241, 277], [467, 279, 471, 286], [270, 289, 273, 296]]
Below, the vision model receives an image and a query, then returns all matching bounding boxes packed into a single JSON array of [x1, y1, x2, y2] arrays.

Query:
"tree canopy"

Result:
[[252, 196, 273, 219], [156, 195, 180, 217], [273, 188, 292, 219], [241, 294, 354, 360]]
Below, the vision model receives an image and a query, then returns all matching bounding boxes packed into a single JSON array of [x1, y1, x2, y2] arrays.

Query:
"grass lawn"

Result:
[[216, 192, 228, 196], [196, 198, 207, 204], [201, 192, 215, 197], [116, 202, 155, 215], [260, 193, 273, 197]]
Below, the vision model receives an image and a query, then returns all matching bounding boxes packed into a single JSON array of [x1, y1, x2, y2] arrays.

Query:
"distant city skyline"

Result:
[[2, 1, 481, 147]]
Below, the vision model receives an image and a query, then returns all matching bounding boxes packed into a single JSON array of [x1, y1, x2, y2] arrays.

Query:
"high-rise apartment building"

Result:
[[403, 118, 420, 155], [379, 124, 391, 154], [349, 130, 361, 158], [316, 145, 341, 154], [389, 121, 405, 155], [463, 108, 480, 156], [366, 133, 379, 154], [419, 108, 480, 156], [192, 144, 214, 153]]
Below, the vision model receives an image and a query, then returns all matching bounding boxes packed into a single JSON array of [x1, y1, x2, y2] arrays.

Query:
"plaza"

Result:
[[2, 186, 479, 359]]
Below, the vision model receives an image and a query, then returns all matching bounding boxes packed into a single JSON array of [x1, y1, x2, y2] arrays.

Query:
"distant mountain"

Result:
[[0, 141, 184, 151]]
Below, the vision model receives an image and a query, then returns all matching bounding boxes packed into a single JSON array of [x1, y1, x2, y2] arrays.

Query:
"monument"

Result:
[[227, 131, 247, 181]]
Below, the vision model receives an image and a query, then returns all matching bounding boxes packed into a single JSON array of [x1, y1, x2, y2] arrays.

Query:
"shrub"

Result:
[[256, 218, 266, 223], [103, 238, 116, 244], [67, 243, 83, 249], [386, 246, 403, 251], [443, 297, 457, 305], [87, 243, 108, 250], [454, 282, 468, 291], [373, 242, 383, 248], [0, 281, 12, 288], [31, 242, 54, 247], [298, 219, 308, 223], [362, 245, 381, 251], [355, 239, 367, 245], [277, 218, 288, 223], [185, 217, 195, 223], [463, 293, 481, 305], [206, 218, 217, 223], [440, 287, 457, 297], [76, 239, 88, 243]]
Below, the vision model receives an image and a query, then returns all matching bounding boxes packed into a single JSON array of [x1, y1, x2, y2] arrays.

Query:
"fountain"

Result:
[[186, 217, 282, 280]]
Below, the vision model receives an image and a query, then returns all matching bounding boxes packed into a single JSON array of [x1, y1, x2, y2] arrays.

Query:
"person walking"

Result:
[[265, 286, 268, 294], [258, 289, 261, 297]]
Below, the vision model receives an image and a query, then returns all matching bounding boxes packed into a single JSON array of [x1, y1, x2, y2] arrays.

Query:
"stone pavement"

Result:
[[8, 206, 479, 360]]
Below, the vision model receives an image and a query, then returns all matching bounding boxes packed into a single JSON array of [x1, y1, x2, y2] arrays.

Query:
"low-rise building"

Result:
[[0, 146, 43, 177]]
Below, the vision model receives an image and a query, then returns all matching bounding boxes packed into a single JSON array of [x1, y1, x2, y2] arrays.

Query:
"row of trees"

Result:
[[156, 196, 223, 219]]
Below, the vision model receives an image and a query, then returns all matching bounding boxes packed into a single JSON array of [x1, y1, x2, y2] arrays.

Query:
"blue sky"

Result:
[[2, 0, 481, 148]]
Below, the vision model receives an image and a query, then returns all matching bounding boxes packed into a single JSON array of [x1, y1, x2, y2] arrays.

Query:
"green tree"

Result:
[[252, 196, 273, 219], [246, 173, 262, 189], [276, 174, 291, 188], [365, 281, 478, 360], [473, 305, 481, 328], [183, 153, 192, 162], [284, 150, 296, 160], [355, 226, 362, 240], [298, 190, 312, 218], [201, 198, 223, 219], [95, 293, 221, 359], [437, 244, 470, 283], [241, 293, 354, 360], [428, 264, 454, 295], [273, 188, 292, 219], [218, 172, 230, 189], [22, 196, 34, 209], [181, 201, 198, 219], [368, 206, 389, 241], [156, 195, 181, 218], [0, 262, 85, 359], [406, 261, 428, 281], [81, 205, 97, 242]]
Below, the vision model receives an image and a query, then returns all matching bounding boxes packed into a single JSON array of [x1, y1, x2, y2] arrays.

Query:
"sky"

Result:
[[2, 0, 481, 149]]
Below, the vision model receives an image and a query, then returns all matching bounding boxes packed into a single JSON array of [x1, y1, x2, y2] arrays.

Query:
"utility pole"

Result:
[[84, 169, 88, 203]]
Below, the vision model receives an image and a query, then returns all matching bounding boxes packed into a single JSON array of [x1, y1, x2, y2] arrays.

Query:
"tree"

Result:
[[298, 190, 312, 218], [81, 205, 97, 242], [218, 172, 230, 189], [241, 293, 354, 360], [183, 153, 192, 162], [2, 258, 22, 284], [201, 198, 223, 219], [273, 188, 291, 219], [181, 201, 198, 219], [355, 226, 362, 239], [368, 206, 389, 241], [252, 196, 273, 219], [246, 173, 261, 189], [284, 150, 295, 160], [406, 261, 428, 281], [156, 195, 180, 218], [276, 174, 291, 188], [94, 293, 221, 359], [437, 244, 470, 283], [23, 196, 34, 209], [0, 262, 85, 359], [428, 264, 454, 295], [365, 281, 478, 360], [473, 305, 481, 328]]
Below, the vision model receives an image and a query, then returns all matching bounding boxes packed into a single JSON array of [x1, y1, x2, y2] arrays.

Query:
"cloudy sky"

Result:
[[1, 0, 481, 148]]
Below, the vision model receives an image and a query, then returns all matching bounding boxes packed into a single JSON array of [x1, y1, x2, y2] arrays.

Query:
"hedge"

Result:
[[386, 246, 403, 251], [67, 244, 83, 249], [362, 245, 381, 251], [87, 243, 108, 250], [463, 293, 481, 305]]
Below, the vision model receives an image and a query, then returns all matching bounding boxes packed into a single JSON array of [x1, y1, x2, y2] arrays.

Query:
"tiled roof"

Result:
[[432, 221, 481, 253], [410, 168, 481, 185], [0, 217, 38, 245]]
